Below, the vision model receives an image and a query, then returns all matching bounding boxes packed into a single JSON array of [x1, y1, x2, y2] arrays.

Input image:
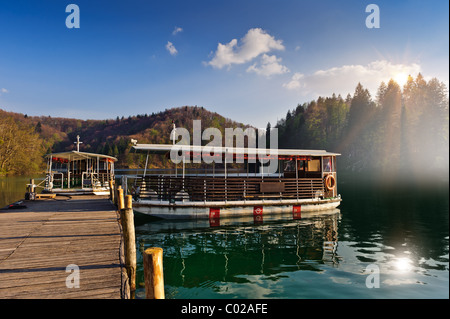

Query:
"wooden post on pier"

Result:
[[29, 179, 35, 193], [120, 195, 136, 292], [117, 186, 124, 210], [25, 179, 36, 201], [143, 247, 165, 299], [113, 182, 118, 206], [109, 180, 115, 203]]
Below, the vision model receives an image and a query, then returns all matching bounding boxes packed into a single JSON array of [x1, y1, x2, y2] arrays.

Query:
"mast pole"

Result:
[[172, 121, 177, 177]]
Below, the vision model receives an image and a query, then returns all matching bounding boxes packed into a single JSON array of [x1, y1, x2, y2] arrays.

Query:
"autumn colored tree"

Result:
[[0, 116, 45, 175]]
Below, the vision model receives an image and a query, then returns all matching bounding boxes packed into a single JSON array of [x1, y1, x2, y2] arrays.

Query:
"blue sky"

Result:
[[0, 0, 448, 127]]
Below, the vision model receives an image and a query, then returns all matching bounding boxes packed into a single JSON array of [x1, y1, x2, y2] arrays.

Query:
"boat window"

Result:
[[284, 160, 295, 172], [323, 156, 333, 172], [307, 158, 321, 172]]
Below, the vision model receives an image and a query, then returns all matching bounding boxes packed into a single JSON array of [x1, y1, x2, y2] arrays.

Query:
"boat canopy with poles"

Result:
[[42, 136, 117, 195]]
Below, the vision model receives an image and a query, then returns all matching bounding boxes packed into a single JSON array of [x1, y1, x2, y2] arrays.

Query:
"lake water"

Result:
[[133, 175, 449, 299], [0, 175, 43, 208], [1, 174, 448, 299]]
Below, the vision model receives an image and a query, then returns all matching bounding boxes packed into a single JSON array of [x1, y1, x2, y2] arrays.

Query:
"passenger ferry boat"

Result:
[[42, 136, 117, 195], [130, 143, 341, 219]]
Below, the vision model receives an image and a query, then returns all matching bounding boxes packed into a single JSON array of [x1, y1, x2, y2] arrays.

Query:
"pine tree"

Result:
[[341, 83, 376, 171]]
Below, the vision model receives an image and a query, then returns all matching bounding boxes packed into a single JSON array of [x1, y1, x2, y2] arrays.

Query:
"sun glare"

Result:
[[394, 257, 413, 272], [394, 72, 409, 87]]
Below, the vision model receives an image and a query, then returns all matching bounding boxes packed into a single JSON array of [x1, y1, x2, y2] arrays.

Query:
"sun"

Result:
[[394, 72, 409, 87], [394, 257, 413, 272]]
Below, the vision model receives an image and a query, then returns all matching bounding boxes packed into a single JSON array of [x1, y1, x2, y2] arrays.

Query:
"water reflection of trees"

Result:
[[137, 210, 340, 288]]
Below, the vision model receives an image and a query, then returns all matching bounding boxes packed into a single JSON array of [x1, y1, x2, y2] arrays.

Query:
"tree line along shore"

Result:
[[1, 74, 448, 181]]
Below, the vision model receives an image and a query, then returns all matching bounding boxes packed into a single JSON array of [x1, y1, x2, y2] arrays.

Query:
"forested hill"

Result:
[[1, 73, 448, 180], [0, 106, 249, 174], [275, 74, 449, 182]]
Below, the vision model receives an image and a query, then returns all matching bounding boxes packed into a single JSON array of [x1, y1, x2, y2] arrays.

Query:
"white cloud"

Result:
[[172, 26, 183, 35], [0, 88, 8, 95], [283, 60, 422, 97], [247, 54, 289, 77], [283, 73, 304, 90], [166, 41, 178, 56], [207, 28, 285, 69]]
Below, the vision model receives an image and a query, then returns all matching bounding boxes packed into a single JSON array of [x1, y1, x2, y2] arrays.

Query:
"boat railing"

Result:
[[51, 172, 64, 189], [134, 175, 327, 202], [82, 172, 114, 189]]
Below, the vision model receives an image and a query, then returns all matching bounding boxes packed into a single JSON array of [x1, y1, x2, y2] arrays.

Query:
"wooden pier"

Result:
[[0, 195, 129, 299]]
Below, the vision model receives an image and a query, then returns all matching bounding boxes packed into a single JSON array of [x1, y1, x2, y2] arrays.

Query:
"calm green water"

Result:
[[1, 175, 448, 298], [0, 175, 44, 208], [134, 177, 449, 299]]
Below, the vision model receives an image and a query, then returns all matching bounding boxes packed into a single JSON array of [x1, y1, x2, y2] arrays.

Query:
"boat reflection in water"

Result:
[[135, 209, 341, 298]]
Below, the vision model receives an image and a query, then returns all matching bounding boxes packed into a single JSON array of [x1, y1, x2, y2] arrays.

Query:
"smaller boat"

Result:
[[42, 136, 117, 195]]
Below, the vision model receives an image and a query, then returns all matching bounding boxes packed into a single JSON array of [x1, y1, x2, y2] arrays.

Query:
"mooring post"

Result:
[[30, 179, 35, 193], [143, 247, 165, 299], [113, 182, 118, 206], [109, 180, 114, 202], [120, 195, 136, 292], [26, 178, 36, 201], [117, 186, 124, 210]]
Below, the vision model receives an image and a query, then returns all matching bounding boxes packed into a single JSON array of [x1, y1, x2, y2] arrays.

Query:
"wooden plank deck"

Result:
[[0, 195, 128, 299]]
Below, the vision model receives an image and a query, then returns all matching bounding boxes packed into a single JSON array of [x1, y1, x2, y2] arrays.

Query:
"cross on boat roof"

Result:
[[74, 135, 83, 152]]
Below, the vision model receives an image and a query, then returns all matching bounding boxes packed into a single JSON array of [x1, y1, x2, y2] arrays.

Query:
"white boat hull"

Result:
[[132, 197, 341, 219]]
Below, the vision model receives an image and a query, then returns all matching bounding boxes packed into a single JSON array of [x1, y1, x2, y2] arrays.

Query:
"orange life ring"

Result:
[[324, 174, 336, 191]]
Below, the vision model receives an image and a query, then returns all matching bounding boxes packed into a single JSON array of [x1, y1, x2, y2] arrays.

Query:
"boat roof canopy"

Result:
[[132, 143, 340, 157], [46, 151, 118, 162]]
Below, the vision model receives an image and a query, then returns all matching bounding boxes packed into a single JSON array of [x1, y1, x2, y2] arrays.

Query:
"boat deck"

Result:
[[0, 195, 128, 299]]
